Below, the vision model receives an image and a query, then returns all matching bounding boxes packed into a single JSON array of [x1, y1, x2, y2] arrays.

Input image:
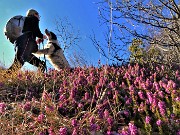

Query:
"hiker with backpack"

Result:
[[5, 9, 47, 72]]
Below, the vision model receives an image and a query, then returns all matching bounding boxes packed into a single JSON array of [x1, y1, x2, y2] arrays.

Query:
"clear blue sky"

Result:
[[0, 0, 106, 70]]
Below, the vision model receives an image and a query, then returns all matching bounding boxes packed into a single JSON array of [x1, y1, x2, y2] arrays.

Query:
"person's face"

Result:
[[34, 13, 40, 20]]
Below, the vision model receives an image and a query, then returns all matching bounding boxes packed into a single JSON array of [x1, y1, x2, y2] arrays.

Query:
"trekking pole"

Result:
[[42, 39, 47, 72]]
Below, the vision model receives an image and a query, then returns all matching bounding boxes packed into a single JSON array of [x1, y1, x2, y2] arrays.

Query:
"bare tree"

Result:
[[54, 17, 88, 67], [92, 0, 180, 65]]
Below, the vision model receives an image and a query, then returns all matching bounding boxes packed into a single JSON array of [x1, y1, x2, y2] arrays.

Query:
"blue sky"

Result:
[[0, 0, 106, 70]]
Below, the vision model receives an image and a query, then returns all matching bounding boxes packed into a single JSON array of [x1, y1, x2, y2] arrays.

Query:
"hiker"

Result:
[[7, 9, 47, 72]]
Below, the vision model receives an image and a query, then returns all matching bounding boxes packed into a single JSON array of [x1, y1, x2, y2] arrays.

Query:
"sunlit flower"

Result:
[[71, 119, 77, 127], [72, 128, 78, 135], [145, 116, 151, 124], [158, 101, 166, 116], [37, 113, 45, 123], [156, 119, 162, 126], [138, 91, 145, 100], [128, 122, 138, 135], [48, 127, 55, 135], [147, 92, 153, 104], [107, 117, 113, 125], [59, 127, 67, 135]]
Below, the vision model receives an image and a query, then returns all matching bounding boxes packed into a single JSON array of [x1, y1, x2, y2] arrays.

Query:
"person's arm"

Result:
[[33, 17, 43, 39]]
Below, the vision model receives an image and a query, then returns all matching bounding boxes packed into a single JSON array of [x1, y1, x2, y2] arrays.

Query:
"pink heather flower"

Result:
[[146, 79, 153, 89], [123, 110, 129, 117], [104, 109, 109, 118], [125, 98, 132, 105], [156, 119, 162, 126], [59, 127, 67, 135], [138, 91, 145, 100], [71, 119, 77, 127], [158, 91, 164, 98], [153, 82, 160, 91], [175, 70, 179, 77], [121, 128, 129, 135], [129, 85, 134, 91], [0, 103, 6, 114], [63, 80, 68, 87], [128, 122, 138, 135], [152, 97, 158, 108], [141, 83, 146, 89], [161, 65, 164, 71], [107, 117, 113, 125], [59, 94, 66, 101], [90, 123, 97, 131], [167, 80, 176, 89], [37, 114, 45, 123], [158, 101, 166, 116], [78, 103, 83, 108], [84, 92, 89, 100], [177, 130, 180, 135], [109, 81, 115, 88], [23, 101, 31, 111], [121, 82, 126, 88], [70, 88, 77, 99], [39, 132, 45, 135], [89, 116, 95, 124], [72, 128, 78, 135], [145, 116, 151, 124], [107, 130, 113, 135], [147, 92, 153, 104], [48, 127, 55, 135], [175, 97, 180, 102], [138, 102, 145, 112]]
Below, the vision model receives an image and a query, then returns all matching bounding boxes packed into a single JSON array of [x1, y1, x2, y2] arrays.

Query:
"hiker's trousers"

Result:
[[8, 32, 46, 72]]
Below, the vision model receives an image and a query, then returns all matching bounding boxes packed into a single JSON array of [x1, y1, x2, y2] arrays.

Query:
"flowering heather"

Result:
[[0, 63, 179, 134]]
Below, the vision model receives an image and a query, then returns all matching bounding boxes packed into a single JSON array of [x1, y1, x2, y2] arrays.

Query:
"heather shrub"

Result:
[[0, 63, 179, 135]]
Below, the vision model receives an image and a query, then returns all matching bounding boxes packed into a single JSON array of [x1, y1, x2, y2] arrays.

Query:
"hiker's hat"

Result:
[[26, 9, 39, 17]]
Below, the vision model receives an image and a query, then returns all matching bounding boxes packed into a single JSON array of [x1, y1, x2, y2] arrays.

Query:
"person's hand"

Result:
[[36, 38, 43, 44], [43, 34, 47, 39]]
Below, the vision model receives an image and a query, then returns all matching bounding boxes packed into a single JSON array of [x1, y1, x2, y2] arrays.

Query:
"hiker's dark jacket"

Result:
[[22, 16, 43, 40]]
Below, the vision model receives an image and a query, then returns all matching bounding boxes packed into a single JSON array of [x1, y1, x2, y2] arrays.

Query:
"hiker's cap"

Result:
[[26, 9, 39, 17]]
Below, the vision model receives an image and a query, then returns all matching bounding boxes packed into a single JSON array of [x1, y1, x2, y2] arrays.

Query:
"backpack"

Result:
[[4, 15, 25, 44]]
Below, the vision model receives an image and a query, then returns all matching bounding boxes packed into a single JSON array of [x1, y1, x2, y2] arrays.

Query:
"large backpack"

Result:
[[4, 15, 25, 44]]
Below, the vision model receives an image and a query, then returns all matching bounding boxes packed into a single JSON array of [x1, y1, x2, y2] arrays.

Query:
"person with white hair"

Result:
[[8, 9, 47, 72]]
